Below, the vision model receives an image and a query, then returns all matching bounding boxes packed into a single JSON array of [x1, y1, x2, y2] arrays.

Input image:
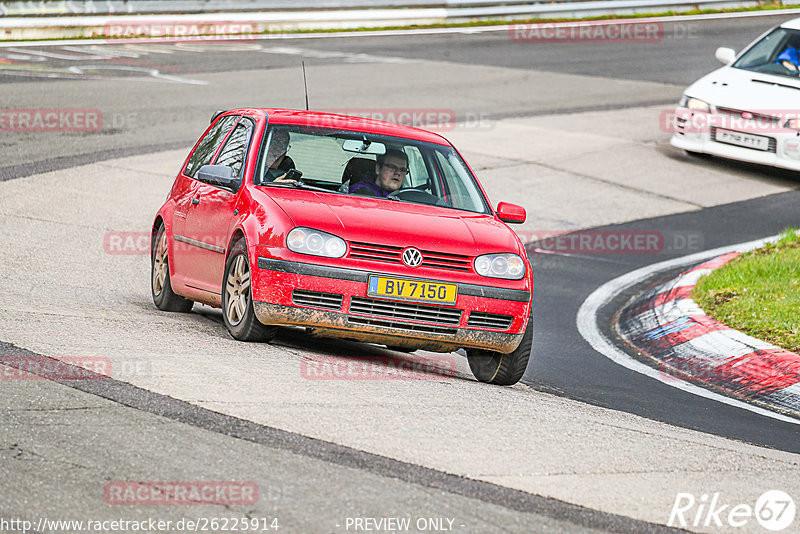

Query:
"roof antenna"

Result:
[[302, 61, 309, 111]]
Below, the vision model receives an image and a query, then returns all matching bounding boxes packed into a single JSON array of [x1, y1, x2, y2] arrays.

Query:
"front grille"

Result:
[[348, 241, 472, 272], [716, 107, 781, 123], [292, 289, 344, 311], [467, 312, 514, 330], [420, 250, 471, 272], [348, 242, 404, 263], [349, 296, 462, 326], [347, 316, 457, 336], [710, 126, 777, 153]]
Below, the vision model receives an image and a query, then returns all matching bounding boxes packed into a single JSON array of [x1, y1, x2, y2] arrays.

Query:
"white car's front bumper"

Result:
[[669, 107, 800, 172]]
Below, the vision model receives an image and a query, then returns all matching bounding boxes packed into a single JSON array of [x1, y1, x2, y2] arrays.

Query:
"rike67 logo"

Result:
[[669, 490, 796, 531]]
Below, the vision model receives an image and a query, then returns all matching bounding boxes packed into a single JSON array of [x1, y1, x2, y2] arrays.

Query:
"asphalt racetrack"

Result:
[[2, 13, 800, 534]]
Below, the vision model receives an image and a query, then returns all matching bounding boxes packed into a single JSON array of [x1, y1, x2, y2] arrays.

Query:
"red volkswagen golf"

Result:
[[151, 108, 533, 385]]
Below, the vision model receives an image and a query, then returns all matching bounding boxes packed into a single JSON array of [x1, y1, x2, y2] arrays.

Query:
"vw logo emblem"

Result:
[[402, 247, 423, 268]]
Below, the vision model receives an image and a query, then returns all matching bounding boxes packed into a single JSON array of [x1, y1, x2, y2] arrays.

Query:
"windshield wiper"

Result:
[[262, 181, 334, 194]]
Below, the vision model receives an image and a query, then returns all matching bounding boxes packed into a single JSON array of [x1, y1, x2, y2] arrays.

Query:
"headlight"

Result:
[[474, 253, 525, 280], [786, 118, 800, 131], [679, 95, 711, 113], [287, 227, 347, 258]]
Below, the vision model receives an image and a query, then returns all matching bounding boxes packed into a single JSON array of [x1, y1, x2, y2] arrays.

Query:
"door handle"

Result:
[[191, 198, 200, 205]]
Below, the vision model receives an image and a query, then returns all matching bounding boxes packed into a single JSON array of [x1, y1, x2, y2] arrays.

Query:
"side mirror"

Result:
[[496, 202, 526, 224], [715, 47, 736, 65], [197, 165, 237, 190]]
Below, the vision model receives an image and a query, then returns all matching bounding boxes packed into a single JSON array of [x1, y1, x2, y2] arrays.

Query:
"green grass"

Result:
[[693, 229, 800, 353]]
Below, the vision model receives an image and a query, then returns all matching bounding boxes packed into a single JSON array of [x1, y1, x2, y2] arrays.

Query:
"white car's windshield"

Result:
[[733, 27, 800, 78], [254, 125, 490, 214]]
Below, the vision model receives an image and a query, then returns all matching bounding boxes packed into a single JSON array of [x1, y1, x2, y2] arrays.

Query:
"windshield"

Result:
[[254, 125, 490, 214], [733, 27, 800, 78]]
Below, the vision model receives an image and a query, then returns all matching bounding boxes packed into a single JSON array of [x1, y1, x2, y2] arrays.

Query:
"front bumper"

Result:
[[253, 301, 524, 353], [253, 257, 531, 353], [669, 107, 800, 171]]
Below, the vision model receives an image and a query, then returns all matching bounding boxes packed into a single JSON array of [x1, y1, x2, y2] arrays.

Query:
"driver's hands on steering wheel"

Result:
[[780, 59, 799, 74]]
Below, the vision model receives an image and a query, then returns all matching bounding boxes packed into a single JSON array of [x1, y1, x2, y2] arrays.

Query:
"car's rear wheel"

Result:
[[467, 312, 533, 386], [222, 240, 277, 342], [151, 225, 193, 313]]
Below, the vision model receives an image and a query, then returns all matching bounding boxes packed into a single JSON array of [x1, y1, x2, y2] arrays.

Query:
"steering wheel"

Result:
[[387, 189, 440, 205]]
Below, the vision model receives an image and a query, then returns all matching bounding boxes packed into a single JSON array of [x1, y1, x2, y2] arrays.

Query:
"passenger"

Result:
[[349, 149, 408, 198], [264, 129, 296, 182]]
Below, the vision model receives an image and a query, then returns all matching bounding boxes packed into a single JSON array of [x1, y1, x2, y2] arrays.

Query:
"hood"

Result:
[[685, 65, 800, 112], [263, 187, 521, 255]]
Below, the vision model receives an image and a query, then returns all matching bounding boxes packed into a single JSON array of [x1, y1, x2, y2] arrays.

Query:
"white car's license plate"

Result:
[[714, 128, 770, 151]]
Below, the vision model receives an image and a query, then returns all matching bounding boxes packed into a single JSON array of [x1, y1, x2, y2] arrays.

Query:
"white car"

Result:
[[670, 18, 800, 171]]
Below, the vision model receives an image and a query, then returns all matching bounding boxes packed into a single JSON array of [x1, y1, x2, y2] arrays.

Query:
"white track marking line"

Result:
[[576, 234, 800, 425], [261, 45, 412, 63]]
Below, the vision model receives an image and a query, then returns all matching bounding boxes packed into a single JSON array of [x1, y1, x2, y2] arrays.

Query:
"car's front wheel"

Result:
[[151, 225, 193, 313], [222, 240, 277, 342], [467, 312, 533, 385]]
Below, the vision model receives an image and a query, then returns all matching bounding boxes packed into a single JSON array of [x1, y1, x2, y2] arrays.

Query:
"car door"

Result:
[[171, 114, 239, 284], [181, 117, 256, 295]]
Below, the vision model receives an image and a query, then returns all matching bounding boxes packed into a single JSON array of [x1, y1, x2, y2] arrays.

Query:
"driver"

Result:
[[349, 149, 408, 198], [263, 129, 296, 182]]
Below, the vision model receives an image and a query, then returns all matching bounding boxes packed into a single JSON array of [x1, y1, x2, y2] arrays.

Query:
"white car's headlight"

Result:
[[474, 253, 525, 280], [786, 118, 800, 131], [287, 227, 347, 258], [679, 95, 711, 113]]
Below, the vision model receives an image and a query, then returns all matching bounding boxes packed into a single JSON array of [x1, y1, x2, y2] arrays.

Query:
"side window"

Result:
[[214, 118, 254, 179], [184, 115, 239, 177]]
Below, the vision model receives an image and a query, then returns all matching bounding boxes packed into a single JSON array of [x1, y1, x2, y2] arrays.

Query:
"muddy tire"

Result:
[[222, 240, 276, 342], [467, 312, 533, 386], [151, 225, 193, 313]]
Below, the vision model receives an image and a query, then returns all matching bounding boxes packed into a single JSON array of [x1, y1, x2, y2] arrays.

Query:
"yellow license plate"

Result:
[[367, 275, 458, 305]]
